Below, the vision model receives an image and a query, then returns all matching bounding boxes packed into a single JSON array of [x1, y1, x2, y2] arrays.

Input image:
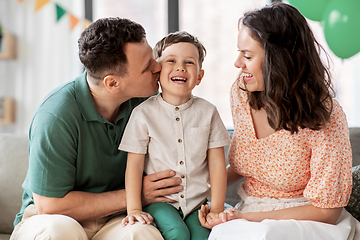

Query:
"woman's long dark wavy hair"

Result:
[[241, 2, 334, 134]]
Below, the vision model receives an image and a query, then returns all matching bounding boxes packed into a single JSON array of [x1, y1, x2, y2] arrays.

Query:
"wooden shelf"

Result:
[[0, 97, 16, 124], [0, 31, 16, 59]]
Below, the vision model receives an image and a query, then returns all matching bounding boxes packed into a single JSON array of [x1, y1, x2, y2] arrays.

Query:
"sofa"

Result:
[[1, 128, 360, 240]]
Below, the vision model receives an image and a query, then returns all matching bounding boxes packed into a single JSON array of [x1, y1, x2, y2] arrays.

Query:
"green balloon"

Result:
[[288, 0, 330, 21], [323, 0, 360, 59]]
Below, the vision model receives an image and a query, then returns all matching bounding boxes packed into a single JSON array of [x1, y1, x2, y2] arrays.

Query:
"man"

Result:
[[10, 17, 182, 240]]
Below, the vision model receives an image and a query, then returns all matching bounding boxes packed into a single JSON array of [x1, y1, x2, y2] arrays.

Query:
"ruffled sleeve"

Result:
[[304, 100, 353, 208]]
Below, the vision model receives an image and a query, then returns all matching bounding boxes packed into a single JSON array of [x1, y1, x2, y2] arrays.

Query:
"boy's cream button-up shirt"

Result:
[[119, 94, 230, 217]]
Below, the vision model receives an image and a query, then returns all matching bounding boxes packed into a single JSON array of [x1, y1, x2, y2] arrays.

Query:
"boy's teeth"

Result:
[[171, 77, 186, 82]]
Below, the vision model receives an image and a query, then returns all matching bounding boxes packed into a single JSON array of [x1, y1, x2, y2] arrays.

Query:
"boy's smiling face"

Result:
[[158, 42, 204, 105]]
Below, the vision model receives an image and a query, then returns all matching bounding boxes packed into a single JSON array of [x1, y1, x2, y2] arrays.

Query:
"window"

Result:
[[93, 0, 360, 128]]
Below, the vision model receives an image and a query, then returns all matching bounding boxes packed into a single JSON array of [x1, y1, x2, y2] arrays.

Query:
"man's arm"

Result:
[[33, 170, 182, 222]]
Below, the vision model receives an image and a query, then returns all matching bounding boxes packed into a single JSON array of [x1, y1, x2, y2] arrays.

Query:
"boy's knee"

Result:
[[161, 224, 190, 240]]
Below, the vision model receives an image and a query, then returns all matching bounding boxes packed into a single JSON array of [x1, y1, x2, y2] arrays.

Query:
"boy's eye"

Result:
[[167, 59, 175, 63], [186, 61, 194, 64]]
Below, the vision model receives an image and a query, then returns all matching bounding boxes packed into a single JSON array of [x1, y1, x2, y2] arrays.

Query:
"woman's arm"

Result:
[[199, 203, 343, 228], [228, 204, 342, 224]]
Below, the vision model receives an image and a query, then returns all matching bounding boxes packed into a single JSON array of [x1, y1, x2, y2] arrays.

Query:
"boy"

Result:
[[119, 31, 230, 240]]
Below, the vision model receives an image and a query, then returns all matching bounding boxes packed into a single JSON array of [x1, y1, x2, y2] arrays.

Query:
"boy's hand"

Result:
[[198, 205, 236, 229], [122, 210, 153, 227]]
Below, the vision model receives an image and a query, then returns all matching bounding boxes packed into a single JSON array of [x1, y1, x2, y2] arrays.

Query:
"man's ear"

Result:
[[196, 70, 205, 85], [103, 75, 120, 93]]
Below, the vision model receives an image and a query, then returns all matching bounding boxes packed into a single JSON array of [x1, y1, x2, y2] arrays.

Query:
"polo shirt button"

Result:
[[178, 139, 182, 143], [181, 175, 185, 178], [180, 194, 184, 198], [175, 107, 179, 111], [179, 161, 184, 165], [176, 117, 180, 121], [109, 126, 114, 130]]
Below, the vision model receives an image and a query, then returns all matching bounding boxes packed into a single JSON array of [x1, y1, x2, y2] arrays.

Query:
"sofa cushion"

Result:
[[345, 165, 360, 221], [0, 134, 28, 234], [350, 128, 360, 166]]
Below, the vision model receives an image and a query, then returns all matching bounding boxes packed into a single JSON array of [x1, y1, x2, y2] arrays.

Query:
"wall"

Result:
[[0, 0, 84, 134]]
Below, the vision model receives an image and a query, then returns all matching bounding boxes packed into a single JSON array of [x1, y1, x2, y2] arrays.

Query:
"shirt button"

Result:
[[181, 175, 185, 179], [175, 107, 179, 111], [109, 126, 114, 130], [180, 194, 184, 198], [176, 117, 180, 121], [178, 139, 182, 143], [179, 161, 184, 165]]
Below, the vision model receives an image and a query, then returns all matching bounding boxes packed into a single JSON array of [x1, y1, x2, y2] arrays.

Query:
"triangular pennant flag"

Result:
[[69, 14, 79, 30], [55, 4, 67, 21], [34, 0, 50, 12], [83, 19, 92, 29]]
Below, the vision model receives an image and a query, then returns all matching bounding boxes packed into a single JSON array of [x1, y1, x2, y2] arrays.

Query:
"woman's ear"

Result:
[[103, 75, 121, 93]]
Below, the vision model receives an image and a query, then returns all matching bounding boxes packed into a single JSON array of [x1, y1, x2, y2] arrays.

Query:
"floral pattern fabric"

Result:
[[228, 79, 352, 208]]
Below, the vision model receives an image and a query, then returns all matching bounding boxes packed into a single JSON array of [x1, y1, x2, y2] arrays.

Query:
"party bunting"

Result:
[[55, 4, 66, 21], [69, 14, 79, 31], [34, 0, 50, 12], [18, 0, 91, 32]]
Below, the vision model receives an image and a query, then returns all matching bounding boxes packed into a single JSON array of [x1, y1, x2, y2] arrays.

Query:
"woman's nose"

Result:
[[234, 56, 244, 69]]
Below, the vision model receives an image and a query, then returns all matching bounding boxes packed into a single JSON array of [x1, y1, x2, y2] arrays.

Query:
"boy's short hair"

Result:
[[153, 31, 206, 69]]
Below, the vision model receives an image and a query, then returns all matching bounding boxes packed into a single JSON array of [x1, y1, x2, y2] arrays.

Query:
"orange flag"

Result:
[[34, 0, 50, 12], [69, 14, 79, 30]]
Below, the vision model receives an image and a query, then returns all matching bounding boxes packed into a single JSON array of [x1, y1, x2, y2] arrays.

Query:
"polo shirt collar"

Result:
[[75, 71, 140, 124], [157, 93, 194, 111], [75, 72, 106, 123]]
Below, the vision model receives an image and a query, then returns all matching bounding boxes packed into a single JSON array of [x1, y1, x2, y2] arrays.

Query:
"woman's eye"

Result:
[[244, 56, 251, 60], [167, 59, 175, 63]]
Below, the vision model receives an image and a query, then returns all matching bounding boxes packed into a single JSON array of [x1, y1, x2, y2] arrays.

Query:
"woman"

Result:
[[198, 2, 360, 239]]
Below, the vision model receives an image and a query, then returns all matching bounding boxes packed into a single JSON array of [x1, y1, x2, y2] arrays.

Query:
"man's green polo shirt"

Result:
[[14, 72, 145, 226]]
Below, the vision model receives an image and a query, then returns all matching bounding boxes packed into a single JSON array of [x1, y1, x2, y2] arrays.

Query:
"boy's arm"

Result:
[[208, 147, 227, 213], [123, 152, 153, 226]]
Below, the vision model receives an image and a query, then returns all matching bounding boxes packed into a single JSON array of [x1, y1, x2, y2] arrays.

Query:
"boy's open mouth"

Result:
[[171, 77, 187, 83]]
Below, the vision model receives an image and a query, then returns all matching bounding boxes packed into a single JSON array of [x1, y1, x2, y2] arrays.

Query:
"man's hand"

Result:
[[142, 170, 183, 206]]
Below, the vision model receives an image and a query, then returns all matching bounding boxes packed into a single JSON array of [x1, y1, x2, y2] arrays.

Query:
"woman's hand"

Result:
[[122, 210, 153, 227], [142, 170, 183, 206]]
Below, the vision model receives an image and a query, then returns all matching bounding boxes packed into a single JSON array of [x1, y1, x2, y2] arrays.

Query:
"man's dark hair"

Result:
[[78, 17, 146, 81]]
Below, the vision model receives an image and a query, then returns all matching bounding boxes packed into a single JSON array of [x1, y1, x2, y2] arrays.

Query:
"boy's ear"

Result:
[[196, 70, 205, 85], [104, 75, 121, 93]]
